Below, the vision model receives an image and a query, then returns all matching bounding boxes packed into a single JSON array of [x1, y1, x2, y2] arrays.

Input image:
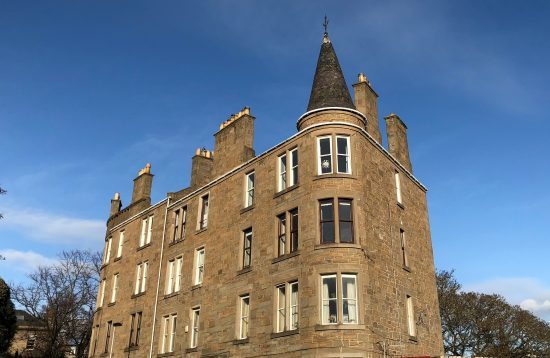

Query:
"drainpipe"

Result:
[[148, 196, 170, 358]]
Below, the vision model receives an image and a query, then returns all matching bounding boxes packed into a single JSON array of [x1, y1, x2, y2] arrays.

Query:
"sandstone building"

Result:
[[90, 30, 444, 358]]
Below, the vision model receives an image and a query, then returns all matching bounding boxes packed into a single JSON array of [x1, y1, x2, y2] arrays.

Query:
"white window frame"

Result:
[[140, 216, 153, 247], [116, 231, 124, 258], [98, 279, 106, 307], [110, 274, 119, 303], [289, 148, 298, 186], [242, 229, 252, 269], [166, 256, 183, 294], [407, 295, 416, 337], [245, 171, 255, 207], [321, 273, 358, 325], [190, 307, 200, 348], [160, 313, 177, 353], [194, 248, 205, 285], [317, 136, 333, 175], [173, 206, 187, 242], [198, 194, 209, 230], [400, 229, 409, 268], [103, 237, 112, 264], [278, 154, 287, 191], [239, 295, 250, 339], [335, 135, 351, 174], [135, 261, 148, 295], [395, 171, 402, 204], [275, 281, 299, 333]]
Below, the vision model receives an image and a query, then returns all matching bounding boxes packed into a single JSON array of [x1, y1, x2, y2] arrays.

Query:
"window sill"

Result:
[[313, 173, 357, 181], [402, 265, 411, 273], [163, 292, 180, 299], [272, 250, 299, 264], [195, 227, 208, 235], [314, 243, 362, 250], [107, 302, 116, 307], [158, 352, 175, 357], [191, 283, 202, 291], [168, 239, 185, 247], [409, 335, 418, 343], [131, 292, 146, 299], [397, 202, 405, 210], [185, 347, 198, 353], [315, 323, 365, 331], [114, 256, 122, 262], [240, 205, 255, 214], [273, 184, 299, 199], [124, 346, 140, 352], [271, 329, 299, 339], [237, 267, 252, 276], [100, 263, 109, 270], [233, 338, 249, 345], [137, 243, 152, 252]]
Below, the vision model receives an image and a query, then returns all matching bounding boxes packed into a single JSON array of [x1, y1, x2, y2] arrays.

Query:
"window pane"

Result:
[[337, 155, 348, 173], [320, 201, 334, 221], [338, 200, 352, 220], [342, 275, 357, 324], [278, 214, 286, 256], [290, 209, 298, 253], [319, 138, 331, 155], [339, 222, 353, 243], [323, 277, 337, 299], [290, 282, 299, 330], [321, 222, 335, 243], [320, 155, 332, 174], [322, 276, 337, 324]]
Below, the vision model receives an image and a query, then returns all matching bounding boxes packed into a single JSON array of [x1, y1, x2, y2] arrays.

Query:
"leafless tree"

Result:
[[12, 250, 101, 358]]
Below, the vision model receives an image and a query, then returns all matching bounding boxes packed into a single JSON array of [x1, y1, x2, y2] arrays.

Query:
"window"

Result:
[[104, 321, 113, 353], [400, 229, 409, 268], [277, 148, 299, 192], [173, 206, 187, 242], [128, 312, 142, 347], [165, 256, 183, 294], [194, 248, 205, 285], [160, 314, 177, 353], [190, 307, 200, 348], [318, 136, 333, 174], [110, 274, 119, 303], [199, 194, 209, 230], [92, 324, 99, 355], [98, 279, 106, 307], [318, 135, 351, 175], [135, 261, 148, 295], [320, 199, 354, 244], [289, 148, 298, 186], [278, 154, 287, 191], [103, 237, 112, 264], [320, 200, 335, 243], [275, 281, 298, 332], [245, 172, 255, 207], [395, 171, 402, 204], [277, 209, 299, 257], [321, 274, 358, 325], [336, 136, 351, 174], [26, 334, 36, 350], [140, 216, 153, 247], [407, 295, 416, 337], [116, 231, 124, 258], [239, 295, 250, 339], [242, 229, 252, 269]]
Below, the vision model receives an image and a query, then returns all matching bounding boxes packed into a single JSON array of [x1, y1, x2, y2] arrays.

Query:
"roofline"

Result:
[[297, 106, 367, 127], [107, 121, 426, 235]]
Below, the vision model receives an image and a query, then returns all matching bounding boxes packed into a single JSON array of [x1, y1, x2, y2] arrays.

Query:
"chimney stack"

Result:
[[212, 107, 255, 177], [191, 148, 214, 188], [131, 163, 154, 204], [109, 192, 122, 217], [384, 114, 412, 172], [353, 73, 382, 143]]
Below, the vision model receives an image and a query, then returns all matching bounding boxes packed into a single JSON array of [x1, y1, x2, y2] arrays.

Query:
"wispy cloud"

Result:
[[1, 206, 104, 245], [465, 277, 550, 322], [0, 249, 57, 273]]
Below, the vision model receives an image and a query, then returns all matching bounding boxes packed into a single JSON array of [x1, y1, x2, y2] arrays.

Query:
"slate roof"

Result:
[[306, 34, 355, 112]]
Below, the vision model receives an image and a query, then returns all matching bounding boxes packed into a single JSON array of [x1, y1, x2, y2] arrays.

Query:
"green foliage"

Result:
[[437, 269, 550, 357], [0, 277, 17, 353]]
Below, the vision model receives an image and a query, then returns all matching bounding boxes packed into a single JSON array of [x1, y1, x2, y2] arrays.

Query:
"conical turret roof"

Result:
[[307, 34, 355, 111]]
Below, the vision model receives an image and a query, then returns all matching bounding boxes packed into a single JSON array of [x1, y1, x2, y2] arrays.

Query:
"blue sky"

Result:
[[1, 1, 549, 321]]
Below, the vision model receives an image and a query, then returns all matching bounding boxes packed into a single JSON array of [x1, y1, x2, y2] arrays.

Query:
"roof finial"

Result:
[[323, 15, 330, 43]]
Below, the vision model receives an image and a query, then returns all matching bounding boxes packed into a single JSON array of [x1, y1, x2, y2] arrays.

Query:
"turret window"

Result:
[[319, 198, 354, 244], [317, 135, 351, 175], [321, 273, 358, 325]]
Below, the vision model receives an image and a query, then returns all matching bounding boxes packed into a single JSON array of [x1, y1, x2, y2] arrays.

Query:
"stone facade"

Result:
[[90, 34, 443, 358]]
